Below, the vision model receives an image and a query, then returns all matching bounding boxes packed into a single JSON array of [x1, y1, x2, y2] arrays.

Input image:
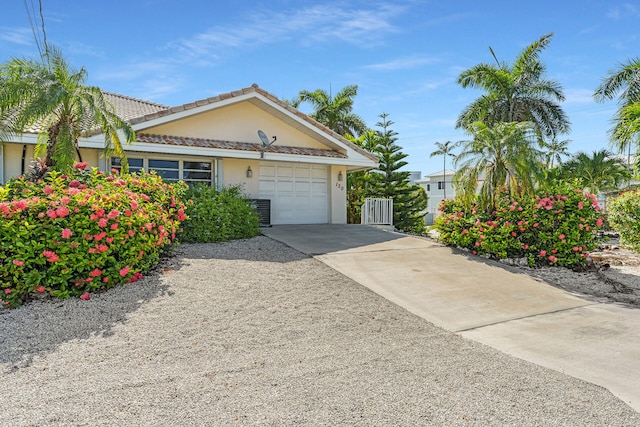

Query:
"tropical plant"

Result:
[[0, 45, 135, 172], [345, 130, 380, 223], [541, 137, 571, 168], [181, 185, 260, 243], [429, 140, 460, 200], [559, 149, 631, 194], [435, 182, 604, 268], [454, 121, 543, 211], [0, 164, 187, 308], [593, 58, 640, 159], [608, 188, 640, 252], [456, 33, 570, 140], [296, 84, 367, 137]]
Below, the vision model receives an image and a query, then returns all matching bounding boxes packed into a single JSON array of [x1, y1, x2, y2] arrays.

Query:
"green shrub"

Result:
[[181, 185, 260, 243], [435, 182, 604, 268], [608, 188, 640, 252], [0, 163, 187, 308]]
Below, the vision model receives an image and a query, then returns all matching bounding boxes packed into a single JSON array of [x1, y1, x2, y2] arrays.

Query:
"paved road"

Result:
[[262, 224, 640, 412]]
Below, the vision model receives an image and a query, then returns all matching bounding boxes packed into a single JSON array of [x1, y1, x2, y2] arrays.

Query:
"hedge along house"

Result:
[[0, 84, 378, 225]]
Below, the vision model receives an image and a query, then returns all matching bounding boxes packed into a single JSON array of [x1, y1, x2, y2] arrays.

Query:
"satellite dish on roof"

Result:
[[257, 130, 276, 146]]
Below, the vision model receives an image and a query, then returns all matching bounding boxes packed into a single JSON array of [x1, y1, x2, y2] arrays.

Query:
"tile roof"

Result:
[[136, 133, 347, 158], [102, 92, 168, 122], [128, 84, 378, 163]]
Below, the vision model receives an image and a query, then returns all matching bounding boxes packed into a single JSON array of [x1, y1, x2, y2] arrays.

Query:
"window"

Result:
[[111, 157, 143, 173], [426, 184, 431, 191], [438, 181, 445, 190], [110, 157, 214, 186]]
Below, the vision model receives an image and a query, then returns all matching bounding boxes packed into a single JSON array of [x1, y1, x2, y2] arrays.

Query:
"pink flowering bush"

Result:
[[0, 164, 187, 308], [608, 188, 640, 252], [434, 182, 604, 268]]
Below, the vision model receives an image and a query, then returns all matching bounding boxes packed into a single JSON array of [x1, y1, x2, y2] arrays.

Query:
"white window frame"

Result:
[[110, 155, 216, 186]]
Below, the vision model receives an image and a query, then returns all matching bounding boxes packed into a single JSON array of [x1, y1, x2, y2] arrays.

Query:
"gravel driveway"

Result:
[[1, 236, 639, 426]]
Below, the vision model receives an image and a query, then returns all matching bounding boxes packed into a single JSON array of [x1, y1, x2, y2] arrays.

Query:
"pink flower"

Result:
[[35, 286, 46, 293], [578, 201, 584, 210], [511, 231, 517, 237], [75, 162, 88, 170], [46, 209, 57, 219], [539, 250, 547, 257], [558, 234, 565, 240], [43, 185, 54, 195], [103, 277, 109, 283], [107, 209, 120, 219], [69, 179, 80, 188], [110, 223, 119, 231], [475, 241, 481, 247], [42, 250, 59, 263], [130, 200, 139, 210], [61, 228, 73, 239], [119, 265, 131, 277], [55, 206, 69, 218], [98, 218, 108, 228], [548, 255, 558, 263], [80, 292, 91, 300], [4, 288, 11, 294], [551, 249, 558, 254], [90, 269, 102, 277], [12, 259, 24, 266], [461, 229, 468, 235], [596, 218, 603, 227]]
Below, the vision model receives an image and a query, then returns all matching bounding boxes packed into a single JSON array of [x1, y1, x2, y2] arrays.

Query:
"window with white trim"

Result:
[[110, 157, 214, 186], [437, 181, 445, 190]]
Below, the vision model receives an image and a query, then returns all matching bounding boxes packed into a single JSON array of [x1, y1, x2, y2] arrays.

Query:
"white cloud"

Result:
[[168, 2, 407, 62], [607, 3, 640, 19], [563, 88, 595, 105], [0, 27, 33, 46], [364, 55, 439, 71]]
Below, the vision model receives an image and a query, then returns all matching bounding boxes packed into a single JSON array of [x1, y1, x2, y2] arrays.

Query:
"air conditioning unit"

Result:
[[251, 199, 271, 226]]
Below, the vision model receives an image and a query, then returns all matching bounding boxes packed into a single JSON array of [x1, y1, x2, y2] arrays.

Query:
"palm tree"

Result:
[[429, 140, 460, 200], [0, 45, 135, 172], [456, 33, 570, 140], [297, 84, 367, 137], [560, 149, 631, 195], [593, 58, 640, 160], [541, 137, 571, 168], [454, 121, 542, 210]]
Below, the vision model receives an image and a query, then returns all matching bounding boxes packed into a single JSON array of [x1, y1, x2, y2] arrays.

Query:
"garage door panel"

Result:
[[259, 162, 328, 225]]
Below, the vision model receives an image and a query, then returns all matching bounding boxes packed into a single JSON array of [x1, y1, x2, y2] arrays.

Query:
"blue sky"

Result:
[[1, 0, 639, 176]]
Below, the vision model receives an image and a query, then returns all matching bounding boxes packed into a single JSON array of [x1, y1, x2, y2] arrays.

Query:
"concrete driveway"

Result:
[[261, 224, 640, 412]]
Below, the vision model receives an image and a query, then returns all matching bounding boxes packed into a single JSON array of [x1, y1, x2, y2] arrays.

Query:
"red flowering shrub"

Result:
[[434, 182, 604, 268], [0, 164, 187, 308]]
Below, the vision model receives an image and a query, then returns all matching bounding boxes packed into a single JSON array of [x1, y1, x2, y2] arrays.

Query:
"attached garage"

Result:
[[259, 162, 328, 224]]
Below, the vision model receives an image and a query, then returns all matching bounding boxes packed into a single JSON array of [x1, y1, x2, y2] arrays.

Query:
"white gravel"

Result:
[[1, 236, 639, 426]]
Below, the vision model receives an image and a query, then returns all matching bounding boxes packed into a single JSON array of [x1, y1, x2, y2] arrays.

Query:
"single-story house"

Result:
[[0, 84, 378, 225]]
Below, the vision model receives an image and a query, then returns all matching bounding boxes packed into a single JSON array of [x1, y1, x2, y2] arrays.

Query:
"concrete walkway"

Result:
[[261, 224, 640, 412]]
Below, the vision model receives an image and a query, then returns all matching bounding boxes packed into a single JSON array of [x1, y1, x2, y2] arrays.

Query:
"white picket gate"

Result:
[[361, 198, 393, 226]]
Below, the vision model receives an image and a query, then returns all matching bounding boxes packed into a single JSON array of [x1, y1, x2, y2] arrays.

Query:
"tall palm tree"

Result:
[[454, 121, 542, 210], [429, 140, 460, 200], [297, 84, 367, 137], [456, 33, 570, 140], [0, 45, 135, 172], [560, 149, 631, 195]]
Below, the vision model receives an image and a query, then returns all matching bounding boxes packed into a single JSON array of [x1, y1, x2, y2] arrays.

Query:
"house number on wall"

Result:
[[335, 182, 344, 191]]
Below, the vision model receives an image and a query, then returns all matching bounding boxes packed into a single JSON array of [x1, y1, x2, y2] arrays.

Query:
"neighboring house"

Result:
[[407, 171, 421, 185], [416, 169, 456, 218], [0, 84, 378, 225]]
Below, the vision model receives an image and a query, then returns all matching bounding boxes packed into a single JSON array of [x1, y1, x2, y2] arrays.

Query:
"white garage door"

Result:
[[259, 162, 329, 224]]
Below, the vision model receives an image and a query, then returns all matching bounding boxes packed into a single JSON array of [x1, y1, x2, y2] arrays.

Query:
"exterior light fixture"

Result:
[[246, 166, 253, 178], [338, 171, 343, 181]]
